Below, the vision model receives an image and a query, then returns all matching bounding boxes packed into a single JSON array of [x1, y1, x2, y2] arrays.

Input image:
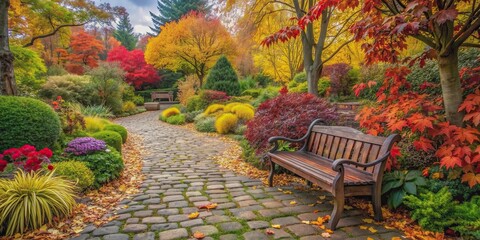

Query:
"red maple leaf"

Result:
[[440, 156, 463, 169]]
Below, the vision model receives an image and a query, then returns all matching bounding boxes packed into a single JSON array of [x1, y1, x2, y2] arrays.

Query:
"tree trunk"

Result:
[[306, 64, 321, 96], [0, 0, 17, 95], [438, 49, 463, 126]]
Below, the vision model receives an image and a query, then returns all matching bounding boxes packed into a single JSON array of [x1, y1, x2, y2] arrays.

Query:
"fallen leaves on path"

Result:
[[193, 231, 205, 239], [198, 203, 218, 210], [0, 134, 145, 240], [188, 212, 200, 219]]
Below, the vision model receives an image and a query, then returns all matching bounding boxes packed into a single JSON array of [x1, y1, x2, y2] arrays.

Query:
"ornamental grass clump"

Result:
[[215, 113, 239, 134], [0, 170, 77, 236], [231, 104, 255, 121], [204, 104, 225, 115], [64, 137, 107, 156], [161, 107, 181, 119], [52, 161, 95, 191], [224, 102, 241, 113]]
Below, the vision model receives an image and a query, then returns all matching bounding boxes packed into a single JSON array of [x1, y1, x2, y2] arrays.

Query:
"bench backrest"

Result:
[[151, 91, 173, 100], [305, 125, 394, 175]]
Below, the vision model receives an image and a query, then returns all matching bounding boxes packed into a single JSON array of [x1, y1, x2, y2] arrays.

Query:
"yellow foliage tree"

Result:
[[145, 13, 236, 86]]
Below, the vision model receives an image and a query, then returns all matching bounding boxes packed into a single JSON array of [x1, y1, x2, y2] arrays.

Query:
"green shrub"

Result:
[[92, 130, 123, 152], [70, 147, 123, 187], [427, 178, 480, 201], [235, 125, 247, 135], [451, 196, 480, 239], [84, 116, 111, 133], [239, 139, 264, 169], [194, 116, 216, 132], [289, 81, 308, 93], [204, 56, 240, 96], [293, 72, 307, 83], [0, 96, 61, 152], [78, 105, 114, 118], [47, 64, 68, 76], [38, 74, 95, 105], [318, 77, 331, 97], [254, 73, 273, 88], [165, 114, 186, 125], [10, 45, 46, 94], [252, 87, 280, 107], [52, 161, 95, 191], [0, 170, 76, 236], [185, 110, 202, 123], [186, 95, 205, 112], [122, 101, 137, 113], [86, 62, 125, 114], [239, 76, 257, 93], [132, 95, 144, 106], [104, 124, 128, 143], [382, 170, 427, 209], [242, 89, 262, 98]]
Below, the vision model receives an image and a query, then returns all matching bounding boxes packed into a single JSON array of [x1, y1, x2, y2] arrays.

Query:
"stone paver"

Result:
[[72, 111, 403, 239]]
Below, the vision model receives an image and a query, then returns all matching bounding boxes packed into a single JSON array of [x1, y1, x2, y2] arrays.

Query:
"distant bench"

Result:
[[151, 91, 173, 102]]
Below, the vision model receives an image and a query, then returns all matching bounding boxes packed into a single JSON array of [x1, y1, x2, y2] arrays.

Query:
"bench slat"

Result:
[[312, 126, 386, 145]]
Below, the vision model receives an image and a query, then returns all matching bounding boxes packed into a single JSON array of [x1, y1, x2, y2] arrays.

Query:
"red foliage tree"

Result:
[[66, 30, 105, 74], [107, 46, 160, 89]]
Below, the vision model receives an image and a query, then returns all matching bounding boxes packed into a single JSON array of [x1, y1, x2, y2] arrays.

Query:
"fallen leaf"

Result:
[[360, 225, 368, 230], [290, 201, 297, 205], [363, 218, 374, 223], [278, 188, 283, 191], [302, 220, 311, 224], [188, 212, 200, 219], [308, 203, 315, 207], [272, 224, 281, 229], [326, 229, 334, 234], [367, 237, 375, 240], [283, 190, 293, 194], [118, 184, 126, 192], [313, 210, 320, 213], [266, 229, 274, 235], [344, 205, 353, 210], [368, 227, 378, 233], [198, 203, 218, 210], [193, 231, 205, 239], [321, 232, 331, 238], [319, 195, 326, 200], [391, 237, 402, 240], [385, 225, 396, 230]]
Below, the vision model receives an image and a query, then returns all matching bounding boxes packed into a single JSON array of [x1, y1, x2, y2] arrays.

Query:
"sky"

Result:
[[96, 0, 158, 34]]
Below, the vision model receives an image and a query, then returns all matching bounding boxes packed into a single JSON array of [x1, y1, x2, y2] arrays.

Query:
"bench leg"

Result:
[[372, 185, 383, 221], [327, 195, 344, 230], [268, 161, 275, 187]]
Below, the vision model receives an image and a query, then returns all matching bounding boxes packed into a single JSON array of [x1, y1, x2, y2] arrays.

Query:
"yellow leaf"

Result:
[[308, 203, 315, 207], [188, 212, 200, 219], [326, 229, 334, 234], [321, 232, 331, 238], [368, 227, 378, 233], [290, 201, 297, 205], [385, 225, 396, 230], [272, 224, 281, 229], [118, 184, 126, 192], [283, 190, 293, 194], [363, 218, 374, 223], [367, 238, 375, 240], [344, 205, 353, 210], [40, 225, 48, 231], [302, 220, 311, 224], [319, 195, 326, 200], [391, 237, 402, 240], [14, 233, 21, 238], [278, 188, 283, 191], [360, 225, 368, 230]]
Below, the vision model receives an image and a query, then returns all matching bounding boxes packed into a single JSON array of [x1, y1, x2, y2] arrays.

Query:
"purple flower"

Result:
[[65, 137, 107, 156]]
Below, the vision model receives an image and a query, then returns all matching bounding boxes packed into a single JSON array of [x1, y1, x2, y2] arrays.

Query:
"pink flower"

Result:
[[39, 148, 53, 158], [0, 159, 7, 172]]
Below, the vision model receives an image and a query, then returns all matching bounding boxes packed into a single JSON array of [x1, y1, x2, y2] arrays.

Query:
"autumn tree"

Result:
[[107, 46, 161, 89], [113, 12, 137, 50], [145, 13, 236, 86], [149, 0, 211, 35], [66, 30, 104, 74], [0, 0, 16, 95]]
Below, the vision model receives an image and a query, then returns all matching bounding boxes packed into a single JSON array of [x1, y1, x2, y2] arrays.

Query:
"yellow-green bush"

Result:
[[224, 102, 241, 113], [52, 161, 95, 191], [232, 104, 255, 121], [215, 113, 239, 134], [0, 170, 76, 236], [161, 107, 181, 119], [84, 116, 111, 133], [122, 101, 136, 113], [204, 104, 224, 115]]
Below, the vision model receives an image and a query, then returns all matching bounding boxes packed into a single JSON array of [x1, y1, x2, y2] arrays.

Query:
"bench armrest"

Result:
[[268, 119, 326, 152], [331, 152, 390, 172]]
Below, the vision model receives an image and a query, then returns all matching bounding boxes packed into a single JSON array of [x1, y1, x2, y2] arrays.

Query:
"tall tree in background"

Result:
[[0, 0, 16, 95], [145, 13, 236, 86], [149, 0, 211, 35], [113, 12, 137, 50], [66, 30, 104, 74]]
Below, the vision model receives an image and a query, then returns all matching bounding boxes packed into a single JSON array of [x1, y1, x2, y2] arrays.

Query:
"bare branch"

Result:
[[23, 22, 88, 48]]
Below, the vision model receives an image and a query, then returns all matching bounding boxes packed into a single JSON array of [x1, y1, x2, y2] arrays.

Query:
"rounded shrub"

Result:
[[231, 104, 255, 121], [185, 110, 202, 123], [70, 147, 123, 187], [0, 170, 76, 236], [122, 101, 136, 113], [91, 130, 123, 152], [204, 104, 225, 115], [204, 56, 240, 96], [215, 113, 239, 134], [161, 107, 181, 119], [0, 96, 61, 152], [195, 117, 216, 132], [104, 124, 128, 143], [224, 102, 241, 113], [52, 161, 95, 191], [84, 116, 111, 133], [186, 95, 205, 112], [165, 114, 186, 125]]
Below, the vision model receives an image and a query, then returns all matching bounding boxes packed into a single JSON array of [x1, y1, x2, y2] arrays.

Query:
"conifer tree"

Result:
[[204, 56, 240, 96], [113, 13, 137, 50], [149, 0, 210, 35]]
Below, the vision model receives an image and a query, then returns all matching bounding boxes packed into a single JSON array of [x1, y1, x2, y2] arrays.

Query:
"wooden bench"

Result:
[[151, 91, 173, 102], [267, 119, 400, 229]]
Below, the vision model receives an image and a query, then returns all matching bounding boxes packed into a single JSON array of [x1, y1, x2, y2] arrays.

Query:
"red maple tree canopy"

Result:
[[107, 46, 160, 89]]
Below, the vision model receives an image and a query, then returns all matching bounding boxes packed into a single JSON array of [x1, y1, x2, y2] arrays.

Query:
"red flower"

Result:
[[47, 164, 54, 171], [20, 145, 36, 154], [56, 96, 63, 101], [39, 148, 53, 158], [0, 160, 7, 172]]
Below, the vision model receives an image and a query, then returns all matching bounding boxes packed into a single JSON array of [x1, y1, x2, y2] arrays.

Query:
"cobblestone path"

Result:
[[74, 111, 403, 240]]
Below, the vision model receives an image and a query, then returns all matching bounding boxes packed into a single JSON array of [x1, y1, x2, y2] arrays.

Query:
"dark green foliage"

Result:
[[318, 77, 331, 97], [382, 170, 427, 209], [70, 147, 124, 188], [204, 56, 240, 96], [404, 188, 455, 233], [165, 114, 186, 125], [427, 178, 480, 201], [113, 13, 137, 50], [0, 96, 61, 152], [92, 130, 123, 152], [149, 0, 211, 35], [239, 139, 264, 169], [185, 110, 202, 123], [254, 73, 273, 88], [157, 69, 183, 88], [104, 124, 128, 143], [292, 72, 306, 83], [242, 89, 262, 98], [239, 76, 257, 93]]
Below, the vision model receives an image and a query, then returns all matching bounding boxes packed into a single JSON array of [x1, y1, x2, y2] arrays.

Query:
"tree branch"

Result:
[[460, 42, 480, 48], [322, 38, 354, 64], [23, 22, 88, 48]]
